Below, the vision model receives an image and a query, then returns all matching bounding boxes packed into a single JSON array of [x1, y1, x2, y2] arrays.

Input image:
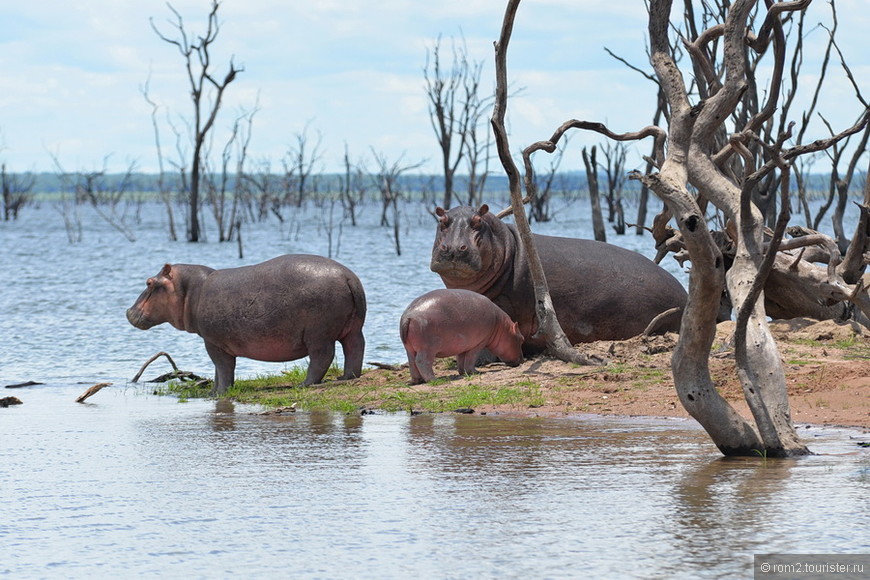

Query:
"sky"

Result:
[[0, 0, 868, 176]]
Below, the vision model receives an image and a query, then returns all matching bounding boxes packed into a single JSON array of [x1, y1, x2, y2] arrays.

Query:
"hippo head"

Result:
[[500, 320, 525, 367], [126, 264, 186, 331], [430, 204, 501, 285]]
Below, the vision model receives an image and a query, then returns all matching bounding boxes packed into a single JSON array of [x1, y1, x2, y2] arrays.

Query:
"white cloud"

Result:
[[0, 1, 866, 175]]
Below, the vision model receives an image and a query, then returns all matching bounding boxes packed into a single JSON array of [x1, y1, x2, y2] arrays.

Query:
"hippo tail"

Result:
[[345, 276, 367, 327], [399, 315, 410, 344]]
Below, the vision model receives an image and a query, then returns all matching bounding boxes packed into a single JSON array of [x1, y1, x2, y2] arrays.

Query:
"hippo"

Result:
[[127, 254, 366, 394], [430, 204, 687, 351], [400, 289, 524, 384]]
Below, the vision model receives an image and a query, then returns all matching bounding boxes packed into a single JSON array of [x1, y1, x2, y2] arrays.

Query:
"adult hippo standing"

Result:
[[430, 204, 687, 350], [127, 254, 366, 394]]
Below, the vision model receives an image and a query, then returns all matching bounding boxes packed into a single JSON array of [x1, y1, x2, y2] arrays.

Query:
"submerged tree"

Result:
[[368, 149, 424, 256], [282, 122, 324, 208], [1, 164, 35, 221], [424, 34, 493, 209], [581, 146, 607, 242], [51, 155, 141, 243], [151, 0, 243, 242]]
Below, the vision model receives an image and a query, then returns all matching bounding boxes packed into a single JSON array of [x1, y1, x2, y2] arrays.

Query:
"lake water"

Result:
[[1, 199, 868, 578]]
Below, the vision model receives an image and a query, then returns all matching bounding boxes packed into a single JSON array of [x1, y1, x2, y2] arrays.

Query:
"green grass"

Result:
[[785, 359, 815, 366], [150, 362, 548, 415]]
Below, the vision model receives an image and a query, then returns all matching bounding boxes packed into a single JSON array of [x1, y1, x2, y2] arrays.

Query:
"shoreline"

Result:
[[246, 318, 870, 432]]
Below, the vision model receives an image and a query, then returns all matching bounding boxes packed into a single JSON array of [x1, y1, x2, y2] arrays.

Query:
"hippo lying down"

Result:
[[127, 254, 367, 394], [430, 204, 687, 350]]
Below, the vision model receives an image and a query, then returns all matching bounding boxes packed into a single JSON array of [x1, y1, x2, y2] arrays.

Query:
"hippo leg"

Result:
[[205, 341, 236, 395], [456, 348, 482, 376], [338, 329, 365, 380], [405, 347, 425, 385], [413, 351, 437, 383], [303, 341, 337, 386]]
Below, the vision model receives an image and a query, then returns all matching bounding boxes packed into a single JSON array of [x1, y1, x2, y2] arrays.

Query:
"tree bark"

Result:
[[647, 0, 809, 456]]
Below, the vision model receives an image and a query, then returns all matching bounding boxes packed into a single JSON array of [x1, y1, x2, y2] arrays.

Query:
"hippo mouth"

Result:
[[126, 307, 154, 330], [430, 258, 480, 279]]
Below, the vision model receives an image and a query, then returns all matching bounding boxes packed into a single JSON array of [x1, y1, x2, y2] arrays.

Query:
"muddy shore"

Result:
[[340, 318, 870, 430]]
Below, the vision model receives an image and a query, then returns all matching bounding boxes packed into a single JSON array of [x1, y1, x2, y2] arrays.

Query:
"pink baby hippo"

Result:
[[399, 289, 524, 384]]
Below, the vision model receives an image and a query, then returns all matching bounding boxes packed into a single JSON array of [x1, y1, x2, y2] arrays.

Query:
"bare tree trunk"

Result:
[[425, 34, 494, 210], [151, 0, 242, 243], [645, 0, 810, 456], [582, 146, 606, 242], [141, 79, 178, 241], [369, 149, 423, 256], [1, 163, 35, 221], [491, 0, 600, 367]]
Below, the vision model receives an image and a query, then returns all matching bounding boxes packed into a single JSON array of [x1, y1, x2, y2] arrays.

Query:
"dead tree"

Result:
[[581, 146, 607, 242], [141, 76, 178, 241], [281, 121, 323, 208], [496, 0, 868, 457], [424, 35, 492, 209], [603, 47, 671, 236], [52, 155, 140, 242], [241, 159, 281, 222], [340, 143, 367, 227], [368, 149, 424, 256], [1, 164, 35, 221], [529, 136, 568, 223], [637, 0, 868, 456], [151, 0, 243, 242], [491, 0, 602, 367], [599, 142, 627, 234]]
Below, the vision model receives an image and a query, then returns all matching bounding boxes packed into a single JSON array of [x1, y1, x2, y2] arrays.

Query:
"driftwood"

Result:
[[368, 361, 403, 371], [148, 370, 206, 383], [131, 351, 182, 383], [642, 307, 682, 337], [5, 380, 43, 389], [75, 382, 111, 403]]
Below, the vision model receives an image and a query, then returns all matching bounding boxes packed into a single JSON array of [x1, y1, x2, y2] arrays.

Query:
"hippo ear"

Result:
[[436, 207, 450, 229], [477, 204, 489, 216], [159, 264, 173, 279]]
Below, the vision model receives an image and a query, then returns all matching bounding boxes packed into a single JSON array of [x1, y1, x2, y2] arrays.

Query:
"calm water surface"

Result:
[[1, 201, 868, 578], [2, 384, 868, 579]]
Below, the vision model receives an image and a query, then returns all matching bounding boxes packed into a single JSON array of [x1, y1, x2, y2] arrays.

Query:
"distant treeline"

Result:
[[15, 170, 861, 199]]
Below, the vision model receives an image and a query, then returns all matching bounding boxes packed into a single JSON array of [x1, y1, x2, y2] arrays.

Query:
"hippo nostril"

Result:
[[459, 245, 468, 252], [440, 244, 448, 252]]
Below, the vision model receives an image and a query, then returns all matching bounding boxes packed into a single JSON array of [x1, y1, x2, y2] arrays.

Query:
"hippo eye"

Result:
[[439, 215, 451, 231], [470, 215, 483, 230]]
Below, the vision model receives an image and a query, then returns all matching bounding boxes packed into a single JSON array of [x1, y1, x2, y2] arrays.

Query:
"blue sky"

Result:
[[0, 0, 867, 176]]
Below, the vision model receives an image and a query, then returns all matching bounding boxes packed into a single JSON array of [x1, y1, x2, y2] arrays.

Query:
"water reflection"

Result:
[[2, 388, 867, 579], [665, 456, 797, 575], [211, 398, 236, 431]]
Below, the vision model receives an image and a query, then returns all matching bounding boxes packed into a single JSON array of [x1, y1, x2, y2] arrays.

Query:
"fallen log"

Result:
[[148, 370, 206, 383], [5, 381, 43, 389]]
